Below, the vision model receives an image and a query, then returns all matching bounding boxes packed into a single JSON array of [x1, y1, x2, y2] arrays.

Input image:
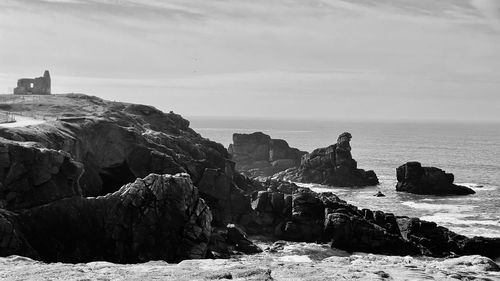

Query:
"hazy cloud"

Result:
[[1, 0, 499, 122]]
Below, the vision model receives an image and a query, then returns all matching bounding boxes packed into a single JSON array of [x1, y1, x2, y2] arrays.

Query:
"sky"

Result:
[[0, 0, 500, 122]]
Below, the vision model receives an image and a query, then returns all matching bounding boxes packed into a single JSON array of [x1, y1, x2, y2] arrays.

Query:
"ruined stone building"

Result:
[[13, 70, 51, 95]]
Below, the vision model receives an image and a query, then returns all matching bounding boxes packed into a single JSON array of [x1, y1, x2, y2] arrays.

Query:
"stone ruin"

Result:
[[13, 70, 51, 95]]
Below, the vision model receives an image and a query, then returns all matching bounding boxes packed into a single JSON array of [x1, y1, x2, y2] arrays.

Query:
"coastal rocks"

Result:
[[396, 162, 475, 195], [0, 94, 230, 198], [274, 132, 379, 187], [17, 173, 212, 263], [207, 224, 262, 258], [228, 132, 306, 177], [240, 185, 500, 259], [396, 217, 500, 258], [0, 139, 83, 210], [0, 209, 37, 258]]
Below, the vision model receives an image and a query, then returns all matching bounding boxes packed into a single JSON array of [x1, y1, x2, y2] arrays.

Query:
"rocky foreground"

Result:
[[0, 94, 499, 268], [0, 251, 499, 281]]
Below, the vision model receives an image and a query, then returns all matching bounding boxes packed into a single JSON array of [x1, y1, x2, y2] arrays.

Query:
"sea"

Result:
[[190, 117, 500, 239]]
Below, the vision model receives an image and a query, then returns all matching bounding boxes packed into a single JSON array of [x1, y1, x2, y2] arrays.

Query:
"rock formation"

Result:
[[229, 132, 306, 178], [0, 139, 83, 210], [396, 162, 475, 195], [6, 173, 212, 263], [274, 132, 379, 187], [0, 94, 498, 264], [243, 185, 500, 258]]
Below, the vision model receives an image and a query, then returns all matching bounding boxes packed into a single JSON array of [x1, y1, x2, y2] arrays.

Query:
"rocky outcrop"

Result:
[[208, 224, 262, 258], [0, 95, 229, 200], [14, 173, 212, 263], [0, 94, 497, 264], [228, 132, 306, 177], [240, 185, 500, 258], [0, 94, 240, 226], [274, 132, 379, 187], [396, 162, 475, 195], [0, 139, 83, 210]]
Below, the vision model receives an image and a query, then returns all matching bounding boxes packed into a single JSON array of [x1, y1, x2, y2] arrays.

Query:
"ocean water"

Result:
[[190, 117, 500, 238]]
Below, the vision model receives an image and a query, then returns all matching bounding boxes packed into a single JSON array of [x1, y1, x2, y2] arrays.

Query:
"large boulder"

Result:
[[274, 132, 379, 187], [0, 139, 83, 210], [16, 173, 212, 263], [228, 132, 306, 177], [396, 162, 475, 195]]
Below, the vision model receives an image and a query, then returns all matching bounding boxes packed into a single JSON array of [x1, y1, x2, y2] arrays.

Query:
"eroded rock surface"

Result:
[[396, 162, 475, 195], [229, 132, 306, 177], [0, 139, 83, 210], [17, 173, 212, 263], [274, 132, 379, 187]]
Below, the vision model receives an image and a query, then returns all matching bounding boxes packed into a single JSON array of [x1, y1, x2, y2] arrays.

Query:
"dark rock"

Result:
[[0, 139, 83, 210], [396, 217, 500, 258], [324, 212, 417, 255], [229, 132, 306, 177], [226, 224, 262, 254], [396, 162, 475, 195], [374, 191, 385, 197], [0, 209, 37, 258], [274, 132, 378, 187], [17, 173, 212, 263]]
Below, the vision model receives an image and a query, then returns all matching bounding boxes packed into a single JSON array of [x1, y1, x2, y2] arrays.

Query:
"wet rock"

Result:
[[226, 224, 262, 254], [374, 191, 385, 197], [396, 162, 475, 195], [207, 224, 262, 257]]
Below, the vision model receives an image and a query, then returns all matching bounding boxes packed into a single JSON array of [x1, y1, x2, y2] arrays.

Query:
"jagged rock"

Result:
[[396, 217, 500, 258], [274, 132, 379, 187], [16, 173, 212, 263], [396, 162, 475, 195], [241, 184, 500, 259], [0, 94, 229, 199], [226, 224, 262, 254], [374, 191, 385, 197], [229, 132, 306, 177], [0, 139, 83, 210], [207, 224, 262, 257], [0, 209, 37, 258]]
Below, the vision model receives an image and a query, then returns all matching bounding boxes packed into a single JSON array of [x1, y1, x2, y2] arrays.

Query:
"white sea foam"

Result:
[[420, 212, 499, 226], [457, 183, 498, 191], [278, 255, 313, 263], [449, 227, 500, 238], [401, 201, 476, 212]]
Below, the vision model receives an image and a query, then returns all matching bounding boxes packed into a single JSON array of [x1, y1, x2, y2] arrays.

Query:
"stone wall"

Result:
[[13, 71, 51, 95]]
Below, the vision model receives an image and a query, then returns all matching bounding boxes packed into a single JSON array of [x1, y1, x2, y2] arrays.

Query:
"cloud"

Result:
[[0, 0, 499, 122]]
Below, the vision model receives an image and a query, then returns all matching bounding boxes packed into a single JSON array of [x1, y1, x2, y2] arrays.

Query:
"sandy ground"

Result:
[[0, 115, 46, 128]]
